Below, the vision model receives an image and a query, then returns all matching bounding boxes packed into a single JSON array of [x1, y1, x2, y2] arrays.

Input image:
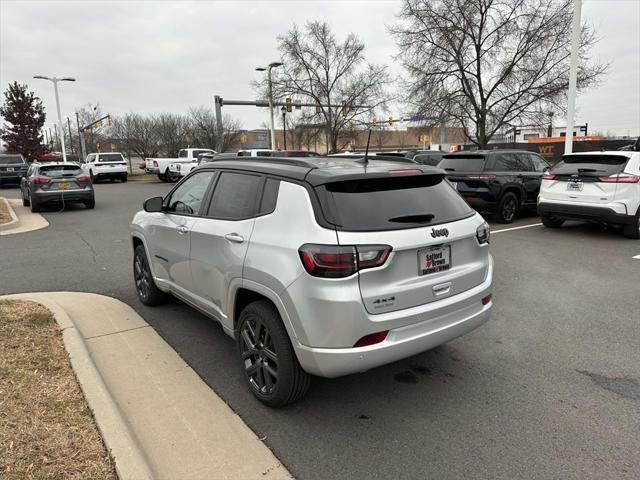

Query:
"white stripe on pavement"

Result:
[[633, 255, 640, 260], [492, 223, 543, 234]]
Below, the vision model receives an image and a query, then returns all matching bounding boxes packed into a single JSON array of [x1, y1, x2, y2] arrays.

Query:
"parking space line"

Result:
[[492, 223, 543, 234], [633, 255, 640, 260]]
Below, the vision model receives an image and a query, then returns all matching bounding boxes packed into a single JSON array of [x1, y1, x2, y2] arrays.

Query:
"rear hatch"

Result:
[[438, 155, 489, 194], [316, 173, 489, 314], [38, 164, 88, 191], [544, 154, 632, 204], [0, 155, 27, 174]]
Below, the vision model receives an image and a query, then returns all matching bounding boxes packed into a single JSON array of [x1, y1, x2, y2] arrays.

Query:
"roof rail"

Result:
[[219, 157, 319, 168]]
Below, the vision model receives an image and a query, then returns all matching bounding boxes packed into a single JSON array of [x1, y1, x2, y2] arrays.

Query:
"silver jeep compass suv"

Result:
[[130, 157, 494, 406]]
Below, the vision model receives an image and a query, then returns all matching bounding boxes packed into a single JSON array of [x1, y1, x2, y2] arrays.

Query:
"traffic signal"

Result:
[[388, 116, 394, 126], [341, 101, 348, 118], [315, 102, 321, 113], [286, 98, 292, 113], [372, 116, 377, 128]]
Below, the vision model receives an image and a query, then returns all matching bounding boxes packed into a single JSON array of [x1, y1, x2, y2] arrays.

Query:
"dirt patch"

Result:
[[0, 198, 12, 224], [0, 300, 116, 479]]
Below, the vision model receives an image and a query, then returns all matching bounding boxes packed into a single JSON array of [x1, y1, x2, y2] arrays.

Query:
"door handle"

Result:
[[224, 233, 245, 243], [177, 225, 189, 235]]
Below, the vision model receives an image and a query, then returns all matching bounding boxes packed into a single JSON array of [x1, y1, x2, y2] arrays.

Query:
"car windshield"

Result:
[[438, 155, 485, 172], [39, 165, 82, 177], [0, 155, 24, 164], [317, 174, 474, 231], [98, 154, 124, 162]]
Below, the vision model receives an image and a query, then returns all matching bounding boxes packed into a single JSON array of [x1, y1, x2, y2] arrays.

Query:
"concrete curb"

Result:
[[2, 293, 155, 480], [0, 198, 49, 235], [0, 196, 19, 231]]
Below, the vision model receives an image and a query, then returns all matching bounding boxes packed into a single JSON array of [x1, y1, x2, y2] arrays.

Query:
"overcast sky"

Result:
[[1, 0, 639, 137]]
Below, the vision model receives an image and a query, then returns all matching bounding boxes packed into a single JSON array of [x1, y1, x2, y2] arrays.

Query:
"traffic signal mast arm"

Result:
[[80, 114, 111, 132]]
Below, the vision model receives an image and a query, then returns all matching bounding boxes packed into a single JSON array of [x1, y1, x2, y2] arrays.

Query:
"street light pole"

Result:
[[281, 106, 287, 150], [66, 116, 74, 155], [256, 62, 283, 150], [564, 0, 582, 154], [34, 75, 76, 162]]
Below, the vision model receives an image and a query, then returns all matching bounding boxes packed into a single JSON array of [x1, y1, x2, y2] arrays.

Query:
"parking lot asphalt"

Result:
[[1, 181, 639, 480]]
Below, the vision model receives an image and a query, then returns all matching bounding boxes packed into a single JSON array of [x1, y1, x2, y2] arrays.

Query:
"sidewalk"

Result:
[[3, 292, 292, 480], [0, 197, 49, 235]]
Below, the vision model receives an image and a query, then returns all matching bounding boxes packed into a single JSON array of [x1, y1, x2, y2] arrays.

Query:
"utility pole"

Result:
[[564, 0, 582, 154], [281, 106, 287, 150], [255, 62, 283, 150], [33, 75, 76, 162], [53, 124, 59, 151], [76, 112, 86, 160], [66, 117, 74, 155]]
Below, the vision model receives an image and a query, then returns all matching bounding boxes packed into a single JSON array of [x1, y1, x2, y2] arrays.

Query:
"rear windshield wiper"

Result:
[[388, 213, 435, 224]]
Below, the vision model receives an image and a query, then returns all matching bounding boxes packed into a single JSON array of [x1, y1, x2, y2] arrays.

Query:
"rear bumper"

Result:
[[538, 201, 635, 225], [0, 173, 24, 184], [94, 170, 127, 179], [32, 189, 94, 203], [292, 256, 493, 378], [146, 167, 160, 174]]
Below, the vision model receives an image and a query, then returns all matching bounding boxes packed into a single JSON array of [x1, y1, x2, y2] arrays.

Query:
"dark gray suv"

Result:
[[21, 162, 95, 212], [0, 154, 28, 186]]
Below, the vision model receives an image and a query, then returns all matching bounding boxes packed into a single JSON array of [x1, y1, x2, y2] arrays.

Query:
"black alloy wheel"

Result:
[[133, 245, 166, 305], [239, 316, 279, 396]]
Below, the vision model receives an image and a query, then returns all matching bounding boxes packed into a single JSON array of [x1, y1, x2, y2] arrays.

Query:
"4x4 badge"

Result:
[[431, 228, 449, 238]]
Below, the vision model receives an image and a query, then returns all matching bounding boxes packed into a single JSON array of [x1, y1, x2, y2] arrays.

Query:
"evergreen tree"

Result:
[[0, 81, 46, 160]]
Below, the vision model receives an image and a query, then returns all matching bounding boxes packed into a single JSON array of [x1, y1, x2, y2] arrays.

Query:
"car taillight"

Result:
[[76, 175, 91, 182], [298, 244, 392, 278], [353, 330, 389, 348], [482, 294, 492, 306], [465, 174, 496, 180], [153, 160, 158, 167], [598, 174, 639, 183], [476, 221, 490, 244], [32, 176, 50, 184], [542, 173, 556, 180]]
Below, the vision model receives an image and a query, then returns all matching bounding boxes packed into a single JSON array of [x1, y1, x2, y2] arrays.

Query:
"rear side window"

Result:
[[237, 151, 251, 157], [317, 175, 474, 231], [439, 155, 485, 172], [207, 172, 262, 220], [486, 153, 528, 172], [0, 155, 24, 164], [551, 155, 630, 176], [529, 154, 549, 172], [256, 151, 272, 157], [259, 178, 280, 214], [98, 153, 124, 162]]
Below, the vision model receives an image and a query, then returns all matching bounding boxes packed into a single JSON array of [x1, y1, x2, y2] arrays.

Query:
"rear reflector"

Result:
[[463, 196, 482, 201], [353, 330, 389, 348], [598, 174, 639, 183], [482, 294, 492, 306], [389, 169, 422, 176]]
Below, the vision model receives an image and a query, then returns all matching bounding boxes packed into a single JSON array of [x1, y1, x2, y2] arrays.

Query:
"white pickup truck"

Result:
[[145, 148, 216, 182]]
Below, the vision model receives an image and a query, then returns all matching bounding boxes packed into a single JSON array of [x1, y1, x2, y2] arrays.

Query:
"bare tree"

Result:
[[110, 113, 160, 159], [189, 107, 242, 152], [392, 0, 607, 148], [155, 113, 191, 157], [261, 21, 390, 153]]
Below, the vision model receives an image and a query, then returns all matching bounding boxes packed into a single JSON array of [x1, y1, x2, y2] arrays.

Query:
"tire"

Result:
[[121, 175, 128, 183], [29, 195, 41, 213], [157, 173, 167, 182], [90, 171, 95, 183], [541, 215, 564, 228], [237, 300, 310, 407], [166, 169, 179, 183], [84, 198, 95, 209], [22, 190, 30, 206], [133, 245, 167, 306], [494, 192, 519, 224], [622, 212, 640, 239]]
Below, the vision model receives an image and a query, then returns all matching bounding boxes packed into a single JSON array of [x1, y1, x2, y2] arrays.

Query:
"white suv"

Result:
[[82, 152, 128, 182], [130, 157, 493, 406], [538, 151, 640, 239]]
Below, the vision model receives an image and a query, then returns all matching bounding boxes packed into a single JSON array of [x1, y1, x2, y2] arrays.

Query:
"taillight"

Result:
[[542, 173, 556, 180], [76, 175, 91, 182], [353, 330, 389, 348], [476, 222, 490, 244], [32, 176, 49, 184], [153, 160, 158, 167], [298, 244, 392, 278], [465, 174, 496, 180], [482, 294, 492, 306], [389, 169, 421, 176], [598, 174, 639, 183]]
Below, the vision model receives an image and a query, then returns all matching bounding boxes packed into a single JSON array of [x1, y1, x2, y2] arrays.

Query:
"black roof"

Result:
[[198, 156, 444, 186]]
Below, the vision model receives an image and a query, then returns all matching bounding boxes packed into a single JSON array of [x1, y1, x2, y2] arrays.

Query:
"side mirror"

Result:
[[143, 196, 164, 213]]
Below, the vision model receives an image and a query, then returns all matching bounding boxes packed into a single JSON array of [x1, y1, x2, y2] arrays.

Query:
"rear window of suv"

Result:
[[551, 155, 630, 176], [98, 154, 124, 162], [39, 164, 82, 177], [438, 155, 485, 172], [0, 155, 24, 164], [316, 174, 474, 231]]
